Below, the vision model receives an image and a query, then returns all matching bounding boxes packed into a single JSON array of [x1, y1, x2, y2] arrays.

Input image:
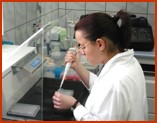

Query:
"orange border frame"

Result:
[[0, 1, 156, 123]]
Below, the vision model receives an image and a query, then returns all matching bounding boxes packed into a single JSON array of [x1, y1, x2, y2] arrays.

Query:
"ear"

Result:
[[96, 38, 106, 51]]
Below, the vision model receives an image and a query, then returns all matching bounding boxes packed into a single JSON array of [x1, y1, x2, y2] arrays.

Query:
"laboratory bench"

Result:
[[5, 77, 89, 121]]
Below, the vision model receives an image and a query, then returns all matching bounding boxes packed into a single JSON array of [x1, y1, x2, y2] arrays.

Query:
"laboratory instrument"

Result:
[[58, 47, 77, 91], [2, 44, 42, 120], [129, 15, 154, 51]]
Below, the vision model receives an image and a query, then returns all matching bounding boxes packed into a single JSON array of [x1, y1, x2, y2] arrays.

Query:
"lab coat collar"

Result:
[[98, 49, 134, 78]]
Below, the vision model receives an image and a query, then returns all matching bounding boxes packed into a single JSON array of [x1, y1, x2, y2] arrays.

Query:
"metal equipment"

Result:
[[2, 44, 43, 120]]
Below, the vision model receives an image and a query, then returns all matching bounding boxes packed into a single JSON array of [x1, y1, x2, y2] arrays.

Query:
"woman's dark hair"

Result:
[[74, 10, 131, 52]]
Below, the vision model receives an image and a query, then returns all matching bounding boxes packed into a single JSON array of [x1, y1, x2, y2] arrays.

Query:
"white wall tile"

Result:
[[15, 2, 27, 27], [58, 9, 66, 27], [52, 2, 58, 10], [3, 30, 15, 44], [3, 2, 15, 31], [37, 2, 45, 16], [148, 2, 155, 14], [132, 13, 147, 18], [3, 2, 155, 46], [26, 2, 37, 21], [65, 10, 85, 22], [71, 10, 85, 21], [26, 20, 37, 38], [59, 9, 85, 28], [86, 10, 105, 14], [44, 13, 53, 24], [15, 24, 27, 45], [45, 2, 53, 13], [59, 2, 65, 9], [51, 10, 58, 20], [59, 9, 66, 18], [86, 2, 106, 11], [106, 2, 126, 12], [147, 14, 155, 37], [66, 2, 85, 10], [127, 2, 147, 14], [39, 16, 46, 27]]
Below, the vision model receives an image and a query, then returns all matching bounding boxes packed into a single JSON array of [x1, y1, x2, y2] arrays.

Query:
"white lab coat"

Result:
[[74, 49, 148, 121]]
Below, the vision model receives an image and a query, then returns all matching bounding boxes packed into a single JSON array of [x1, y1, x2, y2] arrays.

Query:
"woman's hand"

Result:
[[64, 50, 81, 69], [64, 49, 90, 88], [52, 91, 76, 110]]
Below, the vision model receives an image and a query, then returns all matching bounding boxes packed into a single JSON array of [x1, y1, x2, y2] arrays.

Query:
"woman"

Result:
[[52, 10, 148, 120]]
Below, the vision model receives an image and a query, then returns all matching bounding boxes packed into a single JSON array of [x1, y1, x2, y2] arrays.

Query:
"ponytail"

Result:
[[113, 10, 131, 50]]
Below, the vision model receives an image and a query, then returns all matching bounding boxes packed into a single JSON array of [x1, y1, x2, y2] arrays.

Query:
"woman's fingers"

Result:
[[64, 51, 77, 63], [53, 105, 61, 109], [52, 92, 62, 109]]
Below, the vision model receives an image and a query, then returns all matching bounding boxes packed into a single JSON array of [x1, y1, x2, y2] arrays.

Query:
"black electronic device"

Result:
[[129, 15, 154, 51]]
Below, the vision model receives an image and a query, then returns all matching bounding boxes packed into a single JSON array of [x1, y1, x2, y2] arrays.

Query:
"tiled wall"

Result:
[[3, 2, 59, 45], [3, 2, 155, 45], [2, 2, 155, 121]]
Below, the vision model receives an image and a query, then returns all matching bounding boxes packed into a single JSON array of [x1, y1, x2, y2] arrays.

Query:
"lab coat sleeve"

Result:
[[73, 104, 98, 121], [73, 105, 89, 120], [81, 72, 97, 91], [73, 89, 130, 120]]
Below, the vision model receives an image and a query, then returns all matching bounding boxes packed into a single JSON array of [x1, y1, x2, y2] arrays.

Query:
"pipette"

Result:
[[58, 47, 77, 92]]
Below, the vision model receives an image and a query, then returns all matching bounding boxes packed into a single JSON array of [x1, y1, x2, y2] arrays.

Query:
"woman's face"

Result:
[[75, 30, 100, 65]]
